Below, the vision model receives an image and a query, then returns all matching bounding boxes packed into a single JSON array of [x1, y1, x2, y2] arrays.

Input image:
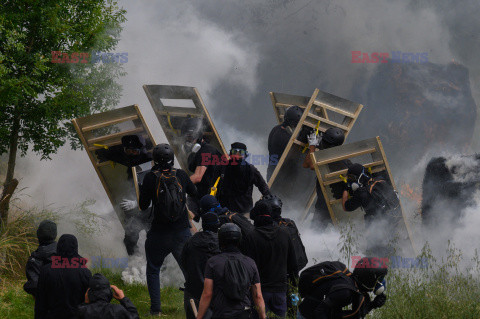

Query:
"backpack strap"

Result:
[[368, 179, 385, 194]]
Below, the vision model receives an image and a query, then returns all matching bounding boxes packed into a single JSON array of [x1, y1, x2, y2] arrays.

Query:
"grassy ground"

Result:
[[0, 269, 185, 318]]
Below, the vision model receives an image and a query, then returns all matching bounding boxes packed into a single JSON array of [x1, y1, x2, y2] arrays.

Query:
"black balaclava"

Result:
[[202, 212, 220, 233], [37, 220, 57, 245]]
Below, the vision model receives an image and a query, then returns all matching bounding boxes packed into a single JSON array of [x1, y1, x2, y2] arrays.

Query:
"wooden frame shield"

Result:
[[308, 136, 417, 252], [72, 105, 156, 227], [268, 88, 363, 217], [143, 85, 227, 173]]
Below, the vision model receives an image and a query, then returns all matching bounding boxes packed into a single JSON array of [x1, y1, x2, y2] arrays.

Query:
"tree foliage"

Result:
[[0, 0, 127, 159]]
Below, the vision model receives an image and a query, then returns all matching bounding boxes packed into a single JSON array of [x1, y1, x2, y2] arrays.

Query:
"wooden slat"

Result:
[[315, 148, 377, 166], [323, 166, 386, 185], [329, 198, 343, 205], [87, 127, 144, 145], [293, 139, 306, 146], [324, 160, 385, 179], [276, 102, 307, 109], [87, 133, 150, 151], [313, 100, 355, 118], [307, 113, 349, 131], [82, 115, 139, 132]]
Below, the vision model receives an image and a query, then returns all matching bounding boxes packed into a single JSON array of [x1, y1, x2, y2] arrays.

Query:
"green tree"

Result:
[[0, 0, 127, 226]]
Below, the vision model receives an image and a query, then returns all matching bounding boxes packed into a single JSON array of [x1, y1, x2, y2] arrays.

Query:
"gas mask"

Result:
[[374, 278, 386, 295]]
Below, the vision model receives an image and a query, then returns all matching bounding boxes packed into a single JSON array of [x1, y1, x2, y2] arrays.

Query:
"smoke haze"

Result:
[[9, 0, 480, 284]]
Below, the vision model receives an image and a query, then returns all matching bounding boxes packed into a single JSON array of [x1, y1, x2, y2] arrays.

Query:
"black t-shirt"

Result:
[[204, 251, 260, 318], [189, 143, 223, 198], [139, 167, 197, 231]]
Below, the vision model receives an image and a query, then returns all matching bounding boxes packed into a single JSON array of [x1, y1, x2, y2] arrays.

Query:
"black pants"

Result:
[[212, 310, 250, 319], [299, 289, 354, 319]]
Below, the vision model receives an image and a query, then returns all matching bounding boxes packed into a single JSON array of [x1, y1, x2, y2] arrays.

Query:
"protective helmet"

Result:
[[218, 223, 242, 249], [284, 105, 304, 128], [180, 117, 204, 143], [320, 127, 345, 148], [262, 194, 283, 219], [152, 143, 174, 168], [352, 257, 388, 292]]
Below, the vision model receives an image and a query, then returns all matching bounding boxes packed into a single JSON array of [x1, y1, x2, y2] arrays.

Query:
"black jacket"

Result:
[[276, 218, 308, 271], [24, 241, 57, 297], [180, 231, 221, 299], [77, 273, 139, 319], [241, 221, 298, 293], [34, 235, 92, 319], [219, 211, 255, 239], [217, 161, 270, 214]]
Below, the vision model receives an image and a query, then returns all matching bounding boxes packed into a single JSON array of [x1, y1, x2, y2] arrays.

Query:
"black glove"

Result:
[[370, 293, 387, 309], [343, 182, 351, 192]]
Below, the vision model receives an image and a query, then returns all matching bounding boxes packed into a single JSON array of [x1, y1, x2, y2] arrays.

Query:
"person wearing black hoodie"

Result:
[[241, 200, 299, 318], [216, 142, 271, 214], [34, 234, 92, 319], [24, 220, 58, 297], [181, 197, 222, 319], [77, 273, 139, 319]]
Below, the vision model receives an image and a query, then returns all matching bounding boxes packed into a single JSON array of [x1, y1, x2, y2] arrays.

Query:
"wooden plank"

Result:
[[87, 134, 150, 151], [323, 166, 386, 185], [324, 160, 385, 179], [270, 92, 281, 125], [82, 115, 139, 132], [313, 100, 355, 118], [307, 113, 349, 131], [315, 148, 377, 166], [87, 127, 144, 145], [276, 102, 306, 109], [312, 152, 339, 225], [72, 119, 114, 205]]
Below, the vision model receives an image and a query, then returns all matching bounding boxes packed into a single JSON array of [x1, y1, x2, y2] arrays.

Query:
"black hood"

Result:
[[37, 220, 57, 245], [87, 273, 113, 303], [192, 231, 220, 254], [254, 223, 279, 240], [56, 234, 80, 258]]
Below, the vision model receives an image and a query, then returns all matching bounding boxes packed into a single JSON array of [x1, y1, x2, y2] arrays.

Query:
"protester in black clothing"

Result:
[[298, 257, 388, 319], [303, 127, 350, 230], [138, 143, 197, 316], [180, 118, 224, 213], [34, 234, 92, 319], [24, 220, 57, 298], [217, 142, 271, 214], [242, 200, 298, 318], [95, 134, 152, 179], [263, 194, 308, 271], [197, 223, 266, 319], [181, 202, 221, 319], [267, 105, 304, 181], [77, 273, 139, 319], [342, 163, 400, 256]]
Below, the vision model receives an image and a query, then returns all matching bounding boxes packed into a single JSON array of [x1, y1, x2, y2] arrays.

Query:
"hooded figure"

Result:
[[77, 273, 139, 319], [181, 210, 221, 319], [24, 220, 58, 297], [34, 234, 92, 319], [216, 142, 271, 214], [241, 200, 298, 318]]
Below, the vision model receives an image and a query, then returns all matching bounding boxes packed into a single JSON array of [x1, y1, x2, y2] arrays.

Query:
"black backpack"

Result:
[[223, 255, 251, 301], [299, 261, 353, 297], [279, 218, 308, 271], [368, 178, 400, 212], [153, 169, 185, 222]]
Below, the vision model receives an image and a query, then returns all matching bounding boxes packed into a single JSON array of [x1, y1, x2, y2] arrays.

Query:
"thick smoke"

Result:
[[11, 0, 480, 284]]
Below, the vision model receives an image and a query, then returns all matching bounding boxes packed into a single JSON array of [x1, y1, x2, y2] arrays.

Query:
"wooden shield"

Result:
[[309, 136, 417, 252], [268, 88, 363, 218], [72, 105, 156, 227], [143, 85, 227, 173]]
